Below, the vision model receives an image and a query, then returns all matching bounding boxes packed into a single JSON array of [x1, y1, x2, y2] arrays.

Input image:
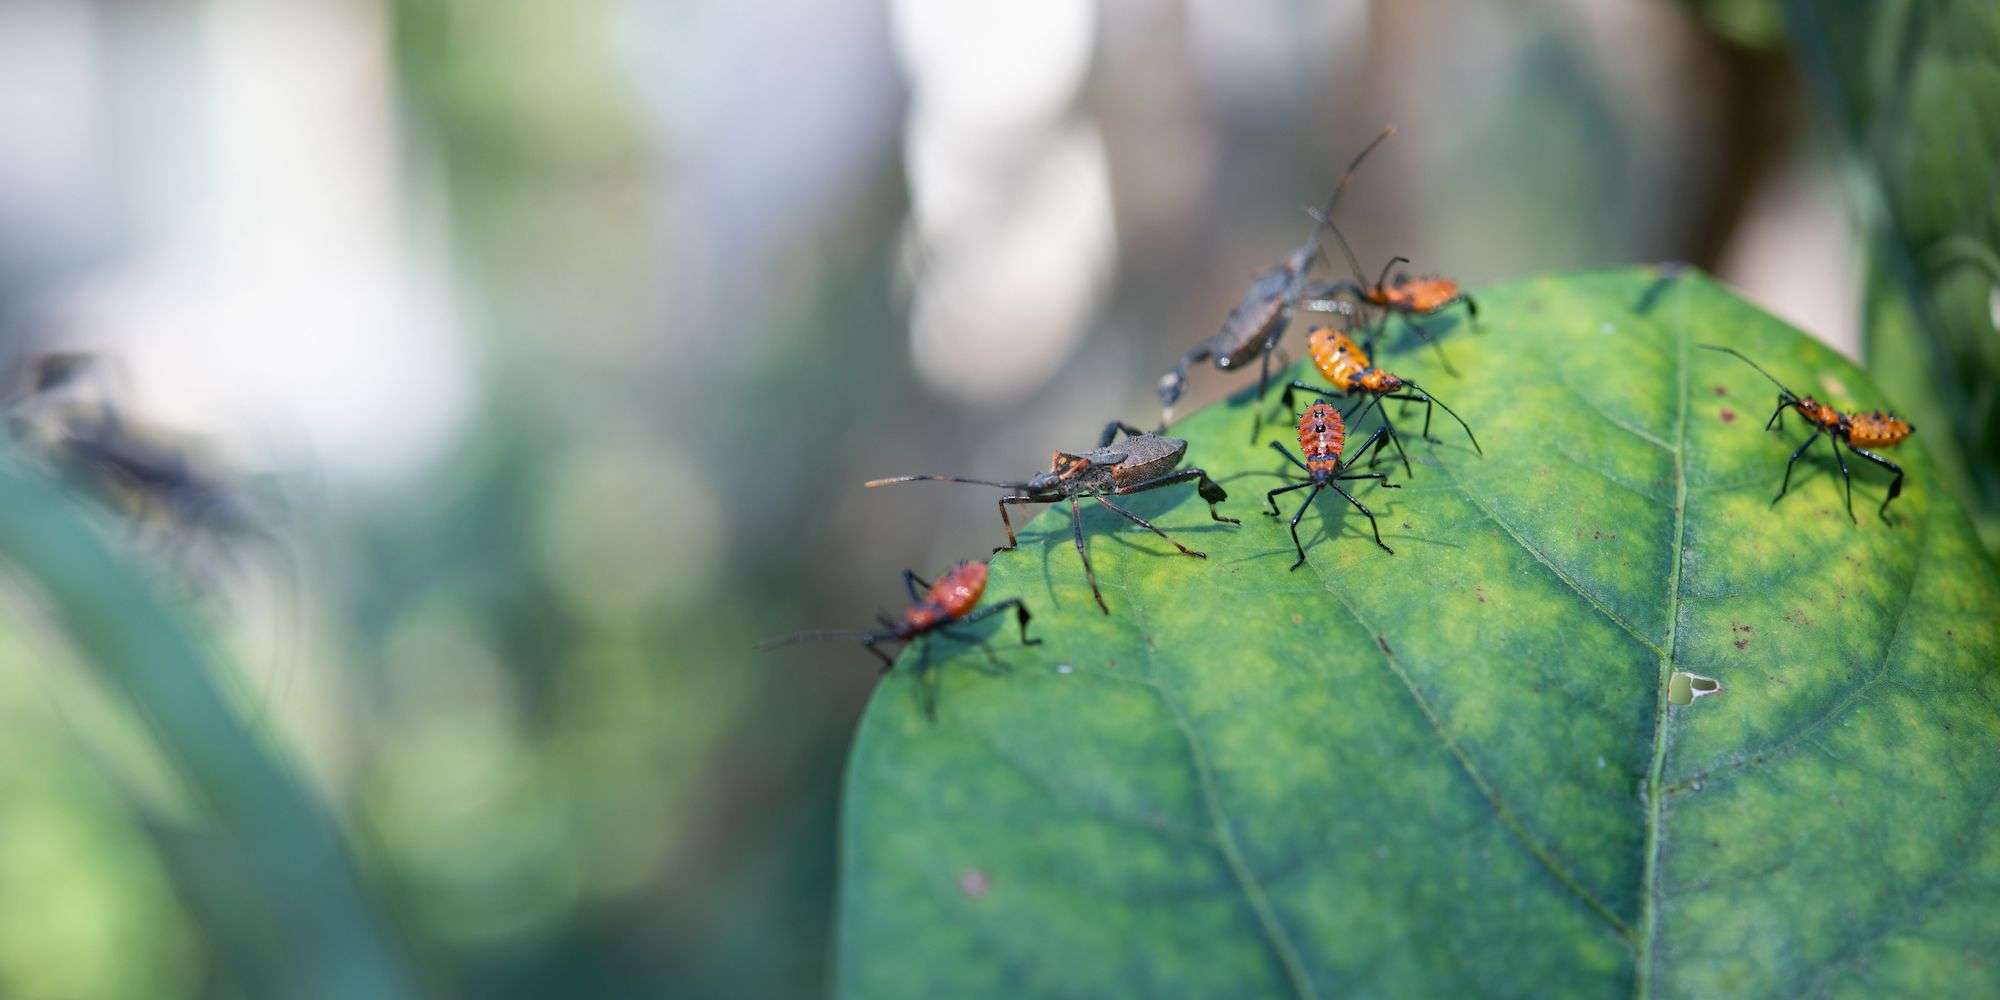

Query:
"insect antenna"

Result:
[[865, 474, 1031, 490], [755, 628, 885, 651], [1698, 344, 1799, 402], [1302, 124, 1395, 285], [1405, 380, 1482, 454]]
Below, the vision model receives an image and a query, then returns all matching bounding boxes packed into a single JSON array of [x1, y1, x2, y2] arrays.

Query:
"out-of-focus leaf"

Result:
[[0, 464, 410, 999], [1786, 0, 2000, 539], [837, 269, 2000, 996]]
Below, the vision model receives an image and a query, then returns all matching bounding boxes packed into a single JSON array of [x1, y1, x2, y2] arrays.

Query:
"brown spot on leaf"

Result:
[[1475, 586, 1487, 604], [1719, 407, 1737, 424], [1290, 613, 1304, 626], [1712, 384, 1728, 397], [1733, 639, 1748, 651]]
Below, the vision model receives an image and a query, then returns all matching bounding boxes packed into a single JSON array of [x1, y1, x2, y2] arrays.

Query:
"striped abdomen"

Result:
[[1306, 327, 1370, 391], [1846, 410, 1914, 448], [1297, 401, 1346, 478]]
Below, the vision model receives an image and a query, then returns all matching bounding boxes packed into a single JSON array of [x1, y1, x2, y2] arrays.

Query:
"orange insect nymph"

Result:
[[1701, 345, 1914, 522], [1385, 276, 1465, 313], [756, 561, 1039, 720], [1265, 401, 1399, 566], [1297, 401, 1347, 478]]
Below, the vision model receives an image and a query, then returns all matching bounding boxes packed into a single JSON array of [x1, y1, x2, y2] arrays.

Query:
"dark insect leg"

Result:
[[863, 634, 896, 671], [1342, 396, 1403, 472], [1286, 482, 1326, 570], [1766, 396, 1789, 432], [1158, 341, 1214, 425], [1336, 472, 1399, 490], [1461, 293, 1479, 327], [876, 613, 897, 631], [1115, 468, 1241, 524], [939, 627, 1003, 668], [1098, 421, 1148, 447], [1265, 480, 1311, 516], [1774, 429, 1823, 505], [957, 597, 1041, 647], [1392, 383, 1480, 454], [1279, 380, 1339, 420], [993, 495, 1042, 552], [901, 569, 932, 602], [1831, 433, 1856, 523], [1096, 494, 1205, 559], [1407, 310, 1459, 377], [1249, 348, 1277, 443], [1329, 480, 1394, 554], [1843, 443, 1906, 521], [1068, 496, 1109, 615], [1268, 440, 1309, 474]]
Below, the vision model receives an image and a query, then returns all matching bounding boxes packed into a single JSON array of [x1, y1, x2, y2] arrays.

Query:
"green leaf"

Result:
[[836, 268, 2000, 997]]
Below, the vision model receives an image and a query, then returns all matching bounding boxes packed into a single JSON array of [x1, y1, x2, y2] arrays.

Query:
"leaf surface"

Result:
[[837, 268, 2000, 998]]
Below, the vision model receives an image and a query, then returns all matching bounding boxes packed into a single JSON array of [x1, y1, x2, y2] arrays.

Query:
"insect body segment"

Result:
[[1266, 402, 1399, 568], [866, 422, 1239, 614], [757, 561, 1039, 720], [1701, 345, 1914, 522], [1279, 325, 1480, 476]]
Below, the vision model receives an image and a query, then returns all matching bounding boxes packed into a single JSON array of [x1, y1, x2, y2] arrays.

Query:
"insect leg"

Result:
[[1249, 349, 1277, 443], [1279, 380, 1338, 416], [966, 597, 1041, 647], [1830, 433, 1857, 523], [1115, 468, 1240, 523], [1265, 480, 1311, 516], [1461, 293, 1479, 326], [1410, 311, 1459, 377], [1336, 472, 1399, 490], [1328, 480, 1394, 554], [1774, 429, 1822, 505], [1287, 482, 1325, 570], [1843, 444, 1905, 520], [939, 626, 1003, 667], [1158, 341, 1215, 424], [1068, 496, 1109, 615], [863, 634, 896, 671], [994, 495, 1042, 552], [1095, 494, 1205, 559], [1766, 396, 1789, 432], [1374, 256, 1409, 294], [1267, 440, 1309, 473], [901, 569, 932, 602]]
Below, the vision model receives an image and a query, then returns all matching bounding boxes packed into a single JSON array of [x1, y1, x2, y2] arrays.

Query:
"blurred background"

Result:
[[0, 0, 1990, 996]]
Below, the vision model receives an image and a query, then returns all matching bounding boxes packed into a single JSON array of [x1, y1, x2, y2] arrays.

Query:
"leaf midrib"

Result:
[[1634, 277, 1692, 998]]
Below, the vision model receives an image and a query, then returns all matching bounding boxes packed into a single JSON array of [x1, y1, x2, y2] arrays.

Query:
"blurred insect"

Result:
[[1277, 324, 1481, 477], [756, 561, 1039, 719], [4, 352, 262, 562], [1700, 345, 1914, 522], [866, 422, 1239, 614], [1305, 213, 1478, 377], [1156, 125, 1396, 437], [1265, 401, 1399, 568]]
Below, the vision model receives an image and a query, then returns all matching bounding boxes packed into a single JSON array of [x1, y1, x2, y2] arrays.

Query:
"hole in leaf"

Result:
[[1668, 671, 1724, 706]]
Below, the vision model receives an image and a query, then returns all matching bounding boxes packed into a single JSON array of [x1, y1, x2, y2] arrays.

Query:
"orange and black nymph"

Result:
[[1264, 401, 1400, 568], [1300, 220, 1479, 376], [1700, 345, 1915, 522], [756, 561, 1039, 718], [1276, 324, 1481, 476]]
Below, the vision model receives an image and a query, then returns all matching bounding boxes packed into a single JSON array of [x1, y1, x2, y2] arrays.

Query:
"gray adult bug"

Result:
[[866, 422, 1239, 614], [1156, 126, 1394, 439]]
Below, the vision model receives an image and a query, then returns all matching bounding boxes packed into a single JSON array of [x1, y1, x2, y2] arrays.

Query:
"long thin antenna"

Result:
[[755, 628, 881, 651], [1302, 124, 1396, 282], [1406, 380, 1482, 455], [1698, 344, 1798, 398], [865, 474, 1030, 489]]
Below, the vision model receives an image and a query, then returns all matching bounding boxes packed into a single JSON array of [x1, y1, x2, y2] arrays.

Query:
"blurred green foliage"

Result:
[[1784, 0, 2000, 545]]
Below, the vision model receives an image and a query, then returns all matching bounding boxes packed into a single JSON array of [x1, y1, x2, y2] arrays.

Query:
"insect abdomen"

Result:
[[1847, 411, 1914, 448], [926, 561, 988, 619], [1297, 401, 1345, 477], [1306, 327, 1369, 391]]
